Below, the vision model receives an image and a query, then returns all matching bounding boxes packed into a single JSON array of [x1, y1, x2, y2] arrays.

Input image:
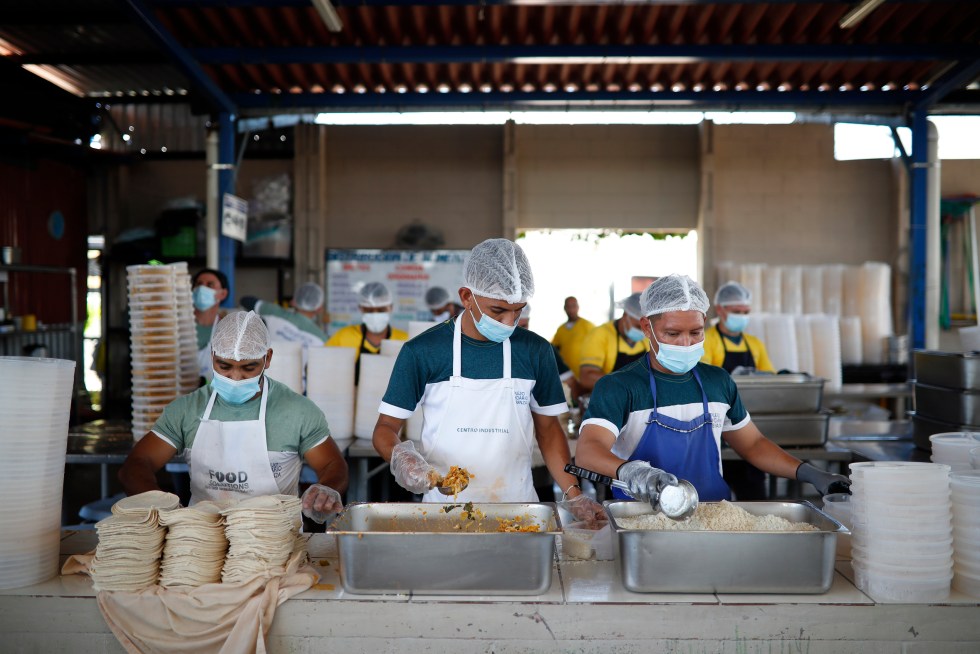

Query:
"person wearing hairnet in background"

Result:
[[191, 268, 229, 382], [118, 311, 348, 522], [240, 281, 328, 350], [325, 281, 408, 384], [701, 279, 774, 500], [702, 280, 773, 375], [577, 292, 649, 393], [574, 274, 850, 508], [372, 239, 601, 521], [424, 286, 463, 322]]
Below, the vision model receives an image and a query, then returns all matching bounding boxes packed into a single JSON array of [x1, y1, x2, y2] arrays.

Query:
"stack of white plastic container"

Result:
[[306, 345, 356, 440], [849, 461, 953, 602], [128, 264, 198, 441], [264, 340, 304, 393], [0, 356, 76, 589], [354, 353, 397, 438], [716, 261, 894, 368], [930, 432, 980, 472], [951, 471, 980, 597]]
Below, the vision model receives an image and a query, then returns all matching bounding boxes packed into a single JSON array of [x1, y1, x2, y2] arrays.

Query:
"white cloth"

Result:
[[189, 388, 281, 505], [419, 317, 536, 503]]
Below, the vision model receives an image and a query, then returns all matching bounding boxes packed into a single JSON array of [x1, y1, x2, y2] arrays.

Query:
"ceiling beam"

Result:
[[233, 88, 924, 110], [123, 0, 236, 114], [915, 58, 980, 111], [152, 1, 859, 6], [193, 44, 980, 66]]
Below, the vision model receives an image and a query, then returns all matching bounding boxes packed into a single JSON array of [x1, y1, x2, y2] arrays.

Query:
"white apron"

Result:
[[189, 385, 280, 505], [420, 318, 536, 503]]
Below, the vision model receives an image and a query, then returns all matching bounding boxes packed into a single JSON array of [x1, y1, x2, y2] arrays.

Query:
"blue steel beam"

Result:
[[915, 58, 980, 111], [233, 89, 924, 110], [124, 0, 236, 115], [908, 111, 929, 350], [192, 44, 978, 66], [154, 1, 861, 7], [218, 113, 238, 308]]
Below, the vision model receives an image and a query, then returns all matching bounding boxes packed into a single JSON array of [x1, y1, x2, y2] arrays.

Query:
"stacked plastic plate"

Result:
[[930, 432, 980, 472], [849, 461, 953, 602], [307, 346, 356, 440], [0, 356, 76, 589], [951, 471, 980, 597], [128, 264, 197, 440]]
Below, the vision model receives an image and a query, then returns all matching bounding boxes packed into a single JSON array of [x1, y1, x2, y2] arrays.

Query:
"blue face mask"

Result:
[[470, 296, 517, 343], [723, 313, 750, 333], [210, 364, 264, 405], [193, 285, 218, 312], [626, 327, 645, 343], [652, 334, 705, 375]]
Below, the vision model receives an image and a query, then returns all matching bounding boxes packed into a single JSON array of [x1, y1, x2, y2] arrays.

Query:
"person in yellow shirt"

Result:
[[550, 296, 594, 383], [701, 280, 773, 500], [578, 292, 649, 392], [701, 281, 774, 374], [326, 281, 408, 384]]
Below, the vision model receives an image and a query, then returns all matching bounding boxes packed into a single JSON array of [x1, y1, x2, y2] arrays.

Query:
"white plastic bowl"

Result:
[[953, 571, 980, 598], [854, 563, 951, 603]]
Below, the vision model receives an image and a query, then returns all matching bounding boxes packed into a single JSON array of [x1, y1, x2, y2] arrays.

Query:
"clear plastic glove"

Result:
[[797, 462, 852, 496], [301, 484, 343, 524], [617, 460, 679, 505], [390, 441, 437, 494], [561, 495, 607, 529]]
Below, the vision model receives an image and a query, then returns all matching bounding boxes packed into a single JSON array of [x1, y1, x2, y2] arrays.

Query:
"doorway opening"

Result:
[[515, 229, 699, 339]]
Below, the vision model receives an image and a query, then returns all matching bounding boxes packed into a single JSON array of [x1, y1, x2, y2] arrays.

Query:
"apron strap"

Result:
[[202, 390, 219, 420], [452, 315, 512, 379], [258, 377, 269, 421], [645, 360, 712, 429]]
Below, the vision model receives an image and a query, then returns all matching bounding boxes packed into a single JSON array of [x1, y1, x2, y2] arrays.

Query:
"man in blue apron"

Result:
[[574, 274, 849, 507], [119, 311, 349, 522], [371, 239, 596, 512]]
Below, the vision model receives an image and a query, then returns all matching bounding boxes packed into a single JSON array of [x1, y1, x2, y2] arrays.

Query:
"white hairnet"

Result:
[[640, 274, 710, 317], [617, 292, 643, 320], [358, 281, 393, 308], [294, 282, 324, 311], [211, 310, 271, 360], [425, 286, 451, 310], [463, 239, 534, 303], [714, 280, 752, 307]]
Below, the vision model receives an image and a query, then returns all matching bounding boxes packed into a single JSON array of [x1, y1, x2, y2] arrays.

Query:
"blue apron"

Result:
[[613, 360, 731, 502]]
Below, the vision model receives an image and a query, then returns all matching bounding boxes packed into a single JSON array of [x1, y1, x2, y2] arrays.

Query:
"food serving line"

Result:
[[2, 519, 978, 653]]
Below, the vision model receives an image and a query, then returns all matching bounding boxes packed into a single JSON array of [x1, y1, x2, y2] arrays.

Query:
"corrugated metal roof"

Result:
[[0, 1, 978, 116]]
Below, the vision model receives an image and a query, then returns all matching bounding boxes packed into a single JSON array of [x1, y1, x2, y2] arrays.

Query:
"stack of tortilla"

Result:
[[220, 495, 304, 583], [90, 491, 180, 592], [157, 501, 228, 588]]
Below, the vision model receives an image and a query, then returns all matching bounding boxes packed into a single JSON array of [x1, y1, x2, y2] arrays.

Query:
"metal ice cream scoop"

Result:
[[564, 464, 699, 520]]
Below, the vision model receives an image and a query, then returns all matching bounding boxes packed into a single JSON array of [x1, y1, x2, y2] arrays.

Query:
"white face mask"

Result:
[[432, 311, 450, 322], [363, 312, 391, 333]]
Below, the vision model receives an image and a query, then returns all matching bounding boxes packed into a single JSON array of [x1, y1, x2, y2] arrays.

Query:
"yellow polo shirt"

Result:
[[701, 325, 774, 373], [579, 320, 648, 376], [326, 324, 409, 362], [551, 317, 595, 380]]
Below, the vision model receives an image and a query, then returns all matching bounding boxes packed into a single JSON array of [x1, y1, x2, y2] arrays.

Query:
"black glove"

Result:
[[797, 462, 851, 496], [240, 295, 259, 311]]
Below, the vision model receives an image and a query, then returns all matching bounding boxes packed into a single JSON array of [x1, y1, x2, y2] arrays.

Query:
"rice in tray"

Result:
[[616, 500, 818, 532]]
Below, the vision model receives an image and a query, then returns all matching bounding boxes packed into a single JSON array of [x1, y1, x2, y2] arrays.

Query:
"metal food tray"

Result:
[[330, 502, 561, 595], [914, 350, 980, 390], [910, 411, 980, 452], [914, 382, 980, 425], [733, 374, 825, 414], [750, 411, 831, 446], [606, 500, 843, 594]]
